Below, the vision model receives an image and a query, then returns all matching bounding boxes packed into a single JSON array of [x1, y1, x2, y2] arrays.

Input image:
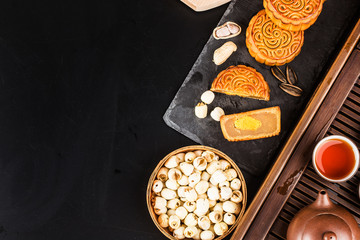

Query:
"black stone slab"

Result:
[[164, 0, 360, 176]]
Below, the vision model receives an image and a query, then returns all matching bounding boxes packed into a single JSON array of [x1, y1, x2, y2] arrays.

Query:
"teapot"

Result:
[[287, 189, 360, 240]]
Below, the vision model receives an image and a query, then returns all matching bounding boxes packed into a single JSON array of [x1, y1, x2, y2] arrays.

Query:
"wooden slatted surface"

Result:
[[231, 21, 360, 240], [265, 77, 360, 240], [240, 46, 360, 240]]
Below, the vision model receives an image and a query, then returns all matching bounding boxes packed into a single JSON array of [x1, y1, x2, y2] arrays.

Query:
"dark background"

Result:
[[0, 0, 358, 239], [0, 0, 231, 239]]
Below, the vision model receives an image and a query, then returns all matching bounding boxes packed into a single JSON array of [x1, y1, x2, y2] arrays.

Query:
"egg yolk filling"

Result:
[[234, 116, 261, 131]]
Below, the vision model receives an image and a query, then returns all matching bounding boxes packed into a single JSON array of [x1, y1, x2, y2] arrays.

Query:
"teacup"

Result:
[[312, 135, 359, 182]]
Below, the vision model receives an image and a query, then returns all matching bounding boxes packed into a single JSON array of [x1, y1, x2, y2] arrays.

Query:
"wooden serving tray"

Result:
[[231, 19, 360, 240], [180, 0, 231, 12]]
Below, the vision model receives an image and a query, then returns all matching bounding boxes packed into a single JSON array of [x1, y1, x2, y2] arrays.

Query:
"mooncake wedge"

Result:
[[211, 65, 270, 101], [246, 10, 304, 66], [264, 0, 325, 31], [220, 106, 281, 141]]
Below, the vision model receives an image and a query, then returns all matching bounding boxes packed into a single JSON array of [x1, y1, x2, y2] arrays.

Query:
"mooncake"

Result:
[[220, 106, 281, 141], [210, 65, 270, 101], [246, 10, 304, 66], [264, 0, 325, 31]]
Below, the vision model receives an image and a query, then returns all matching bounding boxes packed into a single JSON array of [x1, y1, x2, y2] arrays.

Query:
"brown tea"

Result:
[[315, 139, 356, 180]]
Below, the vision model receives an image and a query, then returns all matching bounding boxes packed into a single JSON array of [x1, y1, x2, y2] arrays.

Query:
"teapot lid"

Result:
[[287, 190, 360, 240], [302, 214, 352, 239]]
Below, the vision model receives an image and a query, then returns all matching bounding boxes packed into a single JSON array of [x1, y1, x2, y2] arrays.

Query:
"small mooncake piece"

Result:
[[211, 65, 270, 101], [220, 106, 281, 141]]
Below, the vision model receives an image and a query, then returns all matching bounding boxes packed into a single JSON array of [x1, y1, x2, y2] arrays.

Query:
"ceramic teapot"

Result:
[[287, 189, 360, 240]]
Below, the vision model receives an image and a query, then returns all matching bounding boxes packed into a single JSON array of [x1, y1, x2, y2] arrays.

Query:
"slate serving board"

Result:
[[164, 0, 360, 176]]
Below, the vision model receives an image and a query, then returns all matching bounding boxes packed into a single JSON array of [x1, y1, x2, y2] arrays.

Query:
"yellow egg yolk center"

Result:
[[234, 116, 262, 130]]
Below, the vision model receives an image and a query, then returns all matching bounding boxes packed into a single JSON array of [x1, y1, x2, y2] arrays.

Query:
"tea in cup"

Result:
[[312, 135, 359, 182]]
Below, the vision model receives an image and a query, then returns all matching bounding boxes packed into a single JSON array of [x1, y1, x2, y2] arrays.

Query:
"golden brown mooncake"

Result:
[[210, 65, 270, 101], [220, 106, 281, 142], [264, 0, 325, 31], [246, 10, 304, 66]]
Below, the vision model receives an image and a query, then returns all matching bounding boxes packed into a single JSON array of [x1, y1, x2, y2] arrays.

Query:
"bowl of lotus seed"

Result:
[[146, 145, 247, 240]]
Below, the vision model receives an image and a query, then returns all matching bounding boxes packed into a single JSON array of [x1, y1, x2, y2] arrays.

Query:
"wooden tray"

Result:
[[180, 0, 231, 12], [163, 0, 360, 177], [231, 18, 360, 240]]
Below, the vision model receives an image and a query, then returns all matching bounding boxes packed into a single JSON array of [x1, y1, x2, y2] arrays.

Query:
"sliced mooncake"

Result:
[[211, 65, 270, 101], [220, 106, 281, 141]]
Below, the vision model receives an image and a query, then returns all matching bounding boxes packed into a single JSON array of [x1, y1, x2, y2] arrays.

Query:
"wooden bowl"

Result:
[[146, 145, 247, 240]]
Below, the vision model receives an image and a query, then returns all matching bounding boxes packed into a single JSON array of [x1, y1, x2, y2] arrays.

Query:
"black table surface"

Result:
[[0, 1, 357, 239], [0, 1, 234, 239]]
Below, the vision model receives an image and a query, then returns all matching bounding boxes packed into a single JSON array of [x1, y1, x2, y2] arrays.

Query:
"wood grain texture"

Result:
[[180, 0, 230, 11], [242, 49, 360, 239], [230, 18, 360, 240]]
